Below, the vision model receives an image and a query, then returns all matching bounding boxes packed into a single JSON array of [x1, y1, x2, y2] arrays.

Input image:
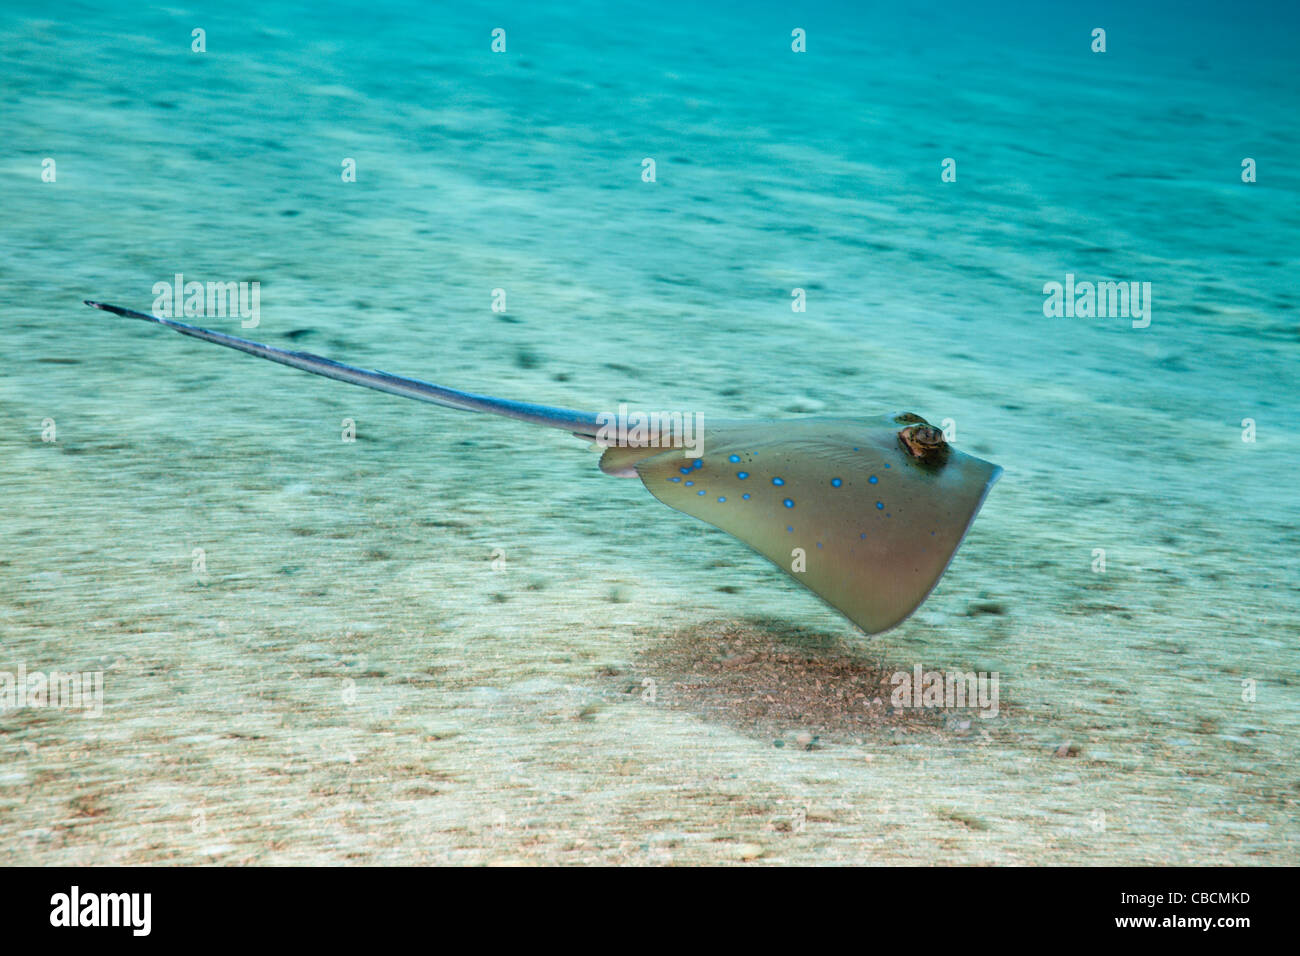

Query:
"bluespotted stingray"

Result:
[[84, 301, 1002, 635]]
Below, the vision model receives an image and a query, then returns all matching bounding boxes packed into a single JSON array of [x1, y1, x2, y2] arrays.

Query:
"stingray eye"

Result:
[[898, 422, 949, 465], [893, 412, 928, 425]]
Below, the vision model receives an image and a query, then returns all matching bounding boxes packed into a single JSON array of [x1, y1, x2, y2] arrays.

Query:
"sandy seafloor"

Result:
[[1, 0, 1298, 864]]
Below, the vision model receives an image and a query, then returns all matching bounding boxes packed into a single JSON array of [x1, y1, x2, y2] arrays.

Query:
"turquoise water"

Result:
[[1, 1, 1297, 863]]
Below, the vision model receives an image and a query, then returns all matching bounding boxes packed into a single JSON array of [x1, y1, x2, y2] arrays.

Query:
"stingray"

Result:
[[83, 300, 1002, 634]]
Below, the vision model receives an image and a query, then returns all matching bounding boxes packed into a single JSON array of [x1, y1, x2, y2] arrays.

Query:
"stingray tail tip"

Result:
[[84, 300, 157, 322]]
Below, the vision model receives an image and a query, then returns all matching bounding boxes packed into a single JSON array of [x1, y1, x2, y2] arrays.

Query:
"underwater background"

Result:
[[1, 0, 1297, 863]]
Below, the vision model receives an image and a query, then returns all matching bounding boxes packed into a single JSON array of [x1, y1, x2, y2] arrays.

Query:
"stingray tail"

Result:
[[83, 301, 603, 435]]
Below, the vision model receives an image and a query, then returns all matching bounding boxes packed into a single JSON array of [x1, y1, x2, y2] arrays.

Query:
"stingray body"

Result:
[[83, 301, 1001, 635]]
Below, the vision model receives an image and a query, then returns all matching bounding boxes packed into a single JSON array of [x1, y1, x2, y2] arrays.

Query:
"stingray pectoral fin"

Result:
[[633, 419, 1001, 634]]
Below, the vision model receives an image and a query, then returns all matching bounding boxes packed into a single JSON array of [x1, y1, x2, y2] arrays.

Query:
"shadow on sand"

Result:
[[608, 618, 1010, 747]]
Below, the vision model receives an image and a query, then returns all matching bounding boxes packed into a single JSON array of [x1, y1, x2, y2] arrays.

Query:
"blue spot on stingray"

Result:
[[831, 477, 842, 487], [876, 501, 884, 510], [693, 459, 703, 469], [860, 533, 867, 539], [728, 454, 740, 463], [679, 467, 691, 475], [786, 526, 794, 533], [718, 496, 726, 502], [742, 493, 751, 500], [698, 490, 706, 496], [868, 475, 878, 484], [884, 463, 891, 469], [737, 471, 749, 480], [669, 477, 681, 482], [685, 481, 694, 486], [772, 477, 785, 486], [816, 542, 823, 549], [853, 447, 859, 452], [783, 498, 794, 508]]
